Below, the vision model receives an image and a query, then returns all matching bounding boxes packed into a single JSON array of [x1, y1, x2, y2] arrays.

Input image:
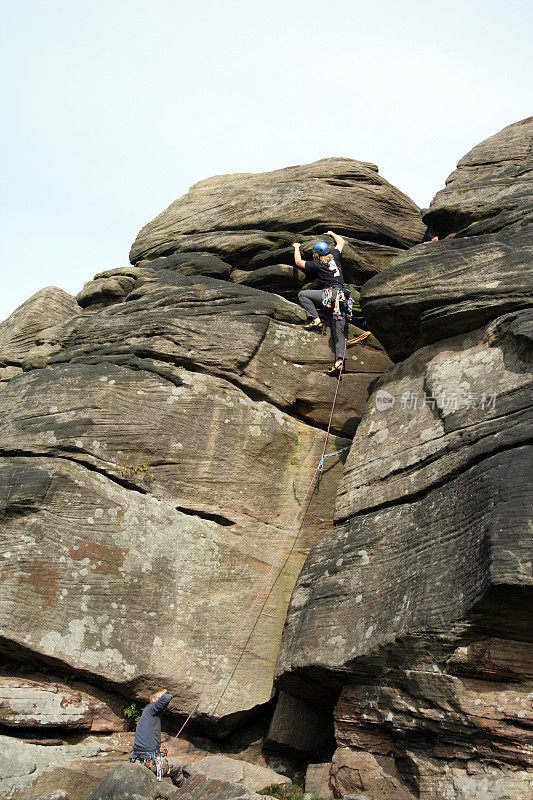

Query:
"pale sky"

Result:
[[1, 0, 532, 323]]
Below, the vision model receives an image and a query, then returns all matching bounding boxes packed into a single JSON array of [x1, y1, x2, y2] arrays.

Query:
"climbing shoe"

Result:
[[304, 319, 323, 331], [325, 361, 344, 377]]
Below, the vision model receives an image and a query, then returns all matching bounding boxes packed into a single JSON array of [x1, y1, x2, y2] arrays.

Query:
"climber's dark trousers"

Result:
[[298, 289, 346, 362], [298, 289, 324, 320], [331, 313, 347, 362]]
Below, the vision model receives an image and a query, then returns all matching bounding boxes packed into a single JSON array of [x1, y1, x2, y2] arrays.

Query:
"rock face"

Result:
[[169, 772, 272, 800], [85, 762, 173, 800], [335, 310, 532, 520], [0, 445, 339, 727], [304, 762, 334, 799], [0, 287, 80, 366], [425, 116, 533, 237], [0, 733, 112, 800], [85, 758, 286, 800], [265, 691, 333, 756], [276, 124, 533, 799], [0, 674, 126, 731], [278, 311, 532, 684], [2, 130, 530, 800], [0, 158, 404, 738], [129, 158, 425, 285], [185, 754, 290, 792], [276, 319, 533, 797], [361, 118, 533, 360]]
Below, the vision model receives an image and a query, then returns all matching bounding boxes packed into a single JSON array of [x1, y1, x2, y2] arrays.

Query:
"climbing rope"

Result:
[[346, 331, 371, 345], [167, 341, 348, 747]]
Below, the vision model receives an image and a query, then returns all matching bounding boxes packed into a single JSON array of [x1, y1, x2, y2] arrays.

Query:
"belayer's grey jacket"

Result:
[[132, 692, 172, 753]]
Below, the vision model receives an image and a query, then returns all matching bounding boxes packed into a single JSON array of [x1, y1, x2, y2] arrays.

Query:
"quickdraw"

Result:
[[129, 748, 169, 781], [157, 750, 169, 781], [322, 285, 353, 321]]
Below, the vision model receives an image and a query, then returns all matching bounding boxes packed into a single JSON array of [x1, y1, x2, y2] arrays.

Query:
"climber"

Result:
[[293, 231, 348, 376], [128, 690, 185, 785]]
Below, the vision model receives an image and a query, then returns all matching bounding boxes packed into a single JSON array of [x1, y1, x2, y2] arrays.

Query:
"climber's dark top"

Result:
[[304, 248, 344, 288], [132, 692, 171, 753]]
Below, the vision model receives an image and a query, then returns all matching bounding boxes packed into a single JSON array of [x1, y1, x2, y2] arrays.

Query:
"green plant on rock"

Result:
[[122, 700, 143, 725], [262, 783, 329, 800]]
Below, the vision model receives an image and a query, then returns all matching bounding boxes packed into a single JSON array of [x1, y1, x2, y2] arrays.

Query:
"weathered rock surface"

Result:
[[138, 252, 232, 280], [330, 748, 412, 799], [336, 309, 532, 520], [0, 674, 126, 731], [18, 792, 69, 800], [310, 123, 533, 798], [361, 119, 533, 360], [361, 227, 533, 360], [185, 754, 290, 792], [85, 763, 174, 800], [76, 256, 233, 312], [265, 691, 333, 756], [276, 309, 532, 797], [0, 733, 111, 799], [230, 264, 306, 302], [3, 731, 146, 800], [0, 442, 341, 726], [335, 675, 532, 768], [76, 273, 138, 311], [277, 442, 532, 689], [425, 116, 533, 237], [129, 158, 425, 286], [0, 287, 80, 365], [5, 134, 530, 800], [1, 229, 389, 736], [1, 365, 23, 388], [304, 762, 334, 799], [17, 271, 389, 437], [169, 772, 272, 800]]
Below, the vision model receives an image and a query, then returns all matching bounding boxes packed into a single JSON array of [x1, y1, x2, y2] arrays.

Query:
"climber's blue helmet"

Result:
[[313, 241, 330, 256]]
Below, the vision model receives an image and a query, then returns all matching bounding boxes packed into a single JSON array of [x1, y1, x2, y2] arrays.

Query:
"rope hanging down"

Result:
[[167, 342, 348, 747]]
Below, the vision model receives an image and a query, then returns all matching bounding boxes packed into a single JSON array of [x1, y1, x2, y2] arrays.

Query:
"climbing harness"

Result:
[[129, 748, 169, 781], [322, 284, 353, 321], [155, 752, 168, 781], [166, 340, 349, 749]]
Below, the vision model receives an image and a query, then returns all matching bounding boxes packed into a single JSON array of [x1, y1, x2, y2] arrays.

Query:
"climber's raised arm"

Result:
[[292, 242, 307, 271], [325, 230, 345, 252]]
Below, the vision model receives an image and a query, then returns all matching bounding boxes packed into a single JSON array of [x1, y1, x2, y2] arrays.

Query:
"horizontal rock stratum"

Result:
[[276, 120, 533, 800], [0, 157, 410, 753], [1, 127, 532, 800], [361, 117, 533, 360], [129, 157, 425, 285]]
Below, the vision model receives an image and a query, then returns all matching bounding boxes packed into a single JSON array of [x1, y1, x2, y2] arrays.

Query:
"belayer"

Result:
[[128, 690, 185, 784], [293, 231, 350, 377]]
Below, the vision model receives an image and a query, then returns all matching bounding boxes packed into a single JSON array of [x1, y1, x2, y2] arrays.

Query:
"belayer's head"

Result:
[[313, 240, 331, 260]]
